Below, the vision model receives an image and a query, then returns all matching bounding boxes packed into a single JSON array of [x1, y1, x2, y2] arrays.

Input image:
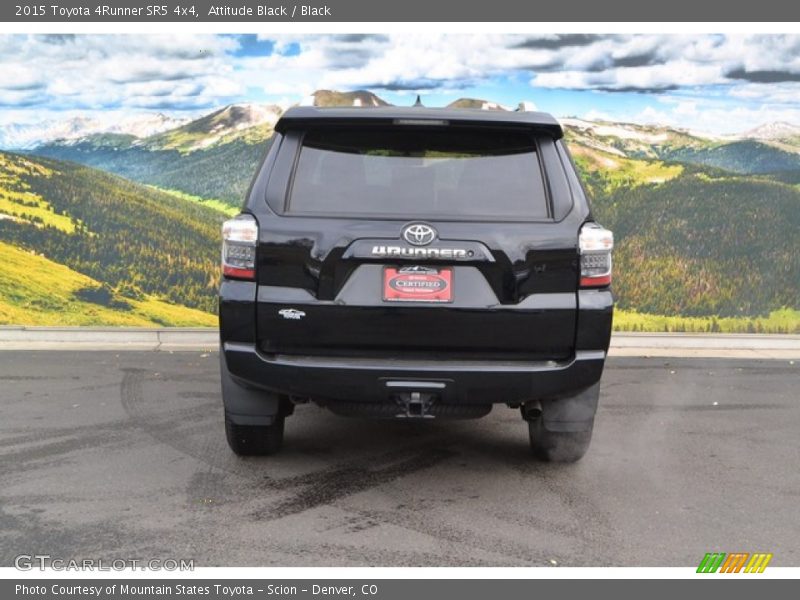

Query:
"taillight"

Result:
[[579, 222, 613, 288], [222, 214, 258, 280]]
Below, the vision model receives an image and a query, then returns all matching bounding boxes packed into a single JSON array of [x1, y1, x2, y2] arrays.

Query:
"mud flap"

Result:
[[540, 382, 600, 432], [220, 349, 281, 426]]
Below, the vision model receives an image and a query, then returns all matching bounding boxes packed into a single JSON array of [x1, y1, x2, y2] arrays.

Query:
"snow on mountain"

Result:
[[446, 98, 511, 111], [7, 100, 800, 155], [0, 112, 190, 150], [0, 117, 100, 150], [561, 117, 800, 144], [560, 118, 671, 143], [311, 90, 389, 108], [107, 113, 192, 138], [187, 104, 283, 150], [136, 103, 285, 152], [216, 103, 283, 130], [742, 122, 800, 140]]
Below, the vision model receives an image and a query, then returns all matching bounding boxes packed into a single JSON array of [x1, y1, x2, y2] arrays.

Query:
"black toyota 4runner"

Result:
[[219, 106, 613, 462]]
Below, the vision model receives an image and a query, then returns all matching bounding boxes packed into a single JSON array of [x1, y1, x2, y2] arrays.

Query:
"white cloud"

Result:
[[2, 33, 800, 134], [728, 82, 800, 104], [0, 34, 238, 115]]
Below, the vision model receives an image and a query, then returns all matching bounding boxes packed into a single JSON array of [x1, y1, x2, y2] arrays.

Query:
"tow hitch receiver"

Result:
[[393, 390, 439, 418], [386, 381, 445, 418]]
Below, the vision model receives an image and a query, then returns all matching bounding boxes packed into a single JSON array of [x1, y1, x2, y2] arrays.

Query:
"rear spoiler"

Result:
[[275, 106, 564, 139]]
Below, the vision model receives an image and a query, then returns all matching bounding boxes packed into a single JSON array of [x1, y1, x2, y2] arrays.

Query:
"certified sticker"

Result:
[[383, 266, 453, 303]]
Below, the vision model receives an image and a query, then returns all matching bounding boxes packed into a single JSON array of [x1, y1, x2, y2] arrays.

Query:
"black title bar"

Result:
[[4, 0, 800, 22]]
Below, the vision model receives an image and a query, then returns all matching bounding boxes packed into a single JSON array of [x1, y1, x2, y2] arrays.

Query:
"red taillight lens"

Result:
[[579, 222, 613, 288], [222, 214, 258, 280]]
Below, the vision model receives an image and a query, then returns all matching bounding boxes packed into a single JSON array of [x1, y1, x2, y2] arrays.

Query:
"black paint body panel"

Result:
[[219, 109, 613, 412]]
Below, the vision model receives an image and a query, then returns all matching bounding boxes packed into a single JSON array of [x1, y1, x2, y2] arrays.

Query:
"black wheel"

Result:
[[528, 418, 593, 463], [225, 413, 285, 456]]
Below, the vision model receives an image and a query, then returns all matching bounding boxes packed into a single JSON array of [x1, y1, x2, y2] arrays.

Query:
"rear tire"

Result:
[[225, 413, 285, 456], [528, 418, 593, 463]]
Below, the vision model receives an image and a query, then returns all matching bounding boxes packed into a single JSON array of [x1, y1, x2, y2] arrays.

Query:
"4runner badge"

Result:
[[278, 308, 306, 320]]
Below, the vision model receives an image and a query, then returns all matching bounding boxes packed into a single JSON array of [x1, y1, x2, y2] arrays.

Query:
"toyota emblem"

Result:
[[402, 223, 437, 246]]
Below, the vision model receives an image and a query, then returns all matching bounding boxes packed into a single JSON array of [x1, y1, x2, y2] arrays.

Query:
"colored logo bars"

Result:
[[697, 552, 773, 573]]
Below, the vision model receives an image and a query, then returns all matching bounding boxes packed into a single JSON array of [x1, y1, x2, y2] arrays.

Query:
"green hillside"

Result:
[[569, 143, 800, 319], [613, 307, 799, 334], [32, 93, 387, 205], [41, 110, 800, 210], [564, 121, 800, 175], [0, 151, 224, 324], [568, 143, 685, 195], [0, 241, 215, 326], [663, 139, 800, 174], [34, 132, 270, 207], [14, 101, 800, 330], [564, 121, 706, 160], [141, 106, 278, 153]]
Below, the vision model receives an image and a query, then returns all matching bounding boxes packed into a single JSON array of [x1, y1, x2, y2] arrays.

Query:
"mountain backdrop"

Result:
[[1, 90, 798, 331]]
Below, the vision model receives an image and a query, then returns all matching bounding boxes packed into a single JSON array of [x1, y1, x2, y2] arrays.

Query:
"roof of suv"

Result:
[[275, 106, 564, 139]]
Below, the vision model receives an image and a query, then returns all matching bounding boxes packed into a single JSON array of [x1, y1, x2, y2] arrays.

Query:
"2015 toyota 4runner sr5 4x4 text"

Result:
[[219, 105, 613, 462]]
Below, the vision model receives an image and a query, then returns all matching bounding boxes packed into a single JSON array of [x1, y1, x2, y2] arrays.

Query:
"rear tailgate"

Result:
[[254, 122, 583, 361], [256, 220, 579, 361]]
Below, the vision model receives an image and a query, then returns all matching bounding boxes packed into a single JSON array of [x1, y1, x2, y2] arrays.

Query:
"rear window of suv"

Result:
[[286, 127, 551, 220]]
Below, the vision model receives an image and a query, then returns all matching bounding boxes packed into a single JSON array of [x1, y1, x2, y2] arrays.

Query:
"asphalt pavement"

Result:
[[0, 351, 798, 567]]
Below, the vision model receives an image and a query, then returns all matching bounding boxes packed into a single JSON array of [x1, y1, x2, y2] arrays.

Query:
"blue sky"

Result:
[[2, 33, 800, 134]]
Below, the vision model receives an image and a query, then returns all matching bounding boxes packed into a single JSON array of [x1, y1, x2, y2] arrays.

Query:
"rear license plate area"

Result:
[[383, 266, 453, 303]]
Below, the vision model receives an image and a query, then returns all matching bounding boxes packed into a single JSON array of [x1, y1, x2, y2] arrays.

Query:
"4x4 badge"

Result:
[[278, 308, 306, 320], [402, 223, 437, 246]]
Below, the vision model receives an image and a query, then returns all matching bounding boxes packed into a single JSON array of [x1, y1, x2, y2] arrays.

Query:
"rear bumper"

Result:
[[223, 342, 606, 405]]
